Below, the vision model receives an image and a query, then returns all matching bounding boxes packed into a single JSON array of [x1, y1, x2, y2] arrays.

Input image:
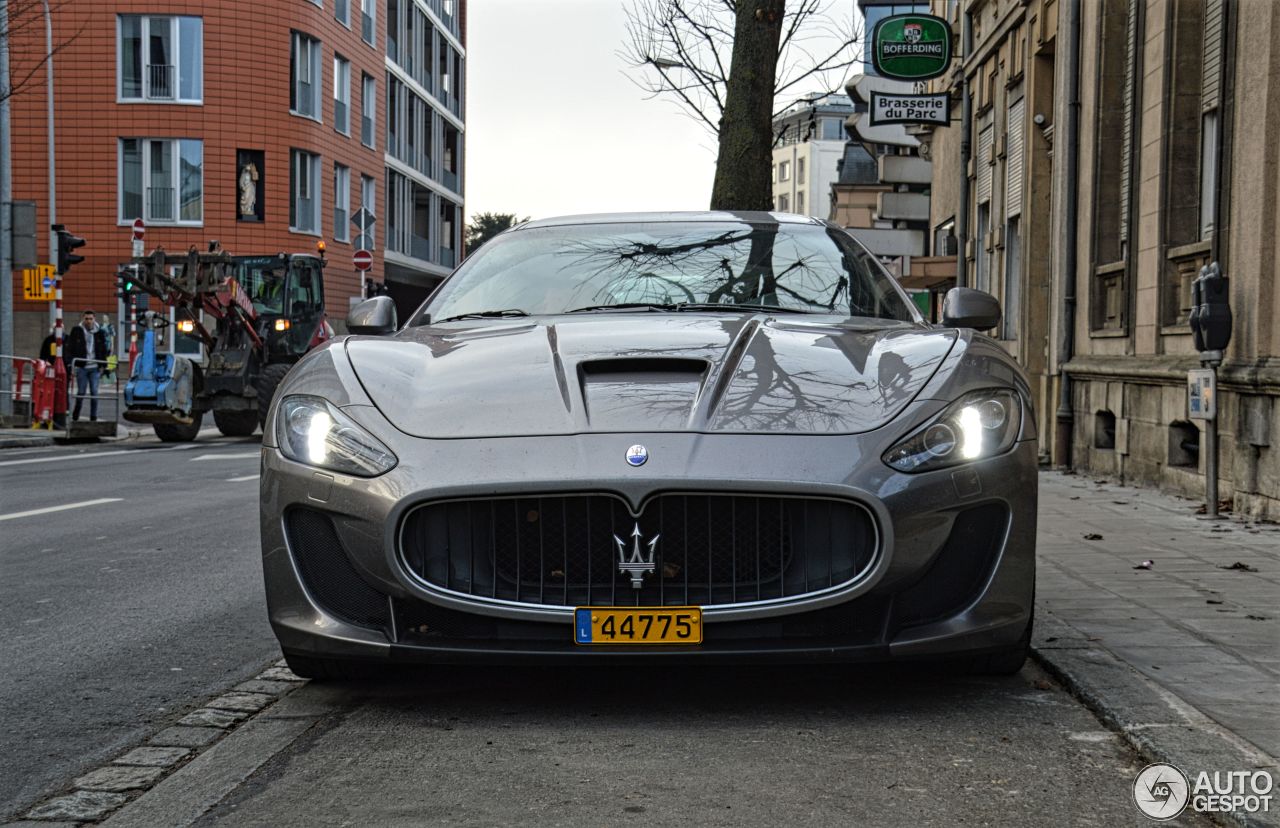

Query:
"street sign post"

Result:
[[1187, 369, 1216, 421], [22, 264, 55, 300], [131, 218, 145, 258], [353, 249, 373, 272]]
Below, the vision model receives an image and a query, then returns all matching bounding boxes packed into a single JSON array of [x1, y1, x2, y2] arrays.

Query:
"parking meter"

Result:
[[1189, 262, 1232, 355]]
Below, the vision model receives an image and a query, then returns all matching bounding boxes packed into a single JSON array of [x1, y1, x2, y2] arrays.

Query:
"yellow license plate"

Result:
[[574, 607, 703, 645]]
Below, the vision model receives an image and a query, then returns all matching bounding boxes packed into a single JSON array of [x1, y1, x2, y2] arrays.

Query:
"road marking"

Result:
[[191, 452, 261, 462], [0, 497, 123, 522], [227, 474, 260, 482], [0, 444, 196, 468]]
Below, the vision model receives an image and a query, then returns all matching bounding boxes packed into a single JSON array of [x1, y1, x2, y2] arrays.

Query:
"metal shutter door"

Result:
[[1006, 95, 1025, 217], [1118, 0, 1139, 244], [1202, 0, 1224, 110], [976, 124, 994, 204]]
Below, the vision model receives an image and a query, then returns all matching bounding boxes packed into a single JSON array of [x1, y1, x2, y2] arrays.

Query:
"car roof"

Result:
[[516, 211, 829, 231]]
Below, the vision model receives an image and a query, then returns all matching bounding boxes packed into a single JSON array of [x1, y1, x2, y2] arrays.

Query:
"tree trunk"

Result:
[[709, 0, 784, 212]]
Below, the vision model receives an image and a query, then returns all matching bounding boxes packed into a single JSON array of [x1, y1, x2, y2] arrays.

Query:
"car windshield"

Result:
[[235, 258, 287, 315], [418, 220, 918, 323]]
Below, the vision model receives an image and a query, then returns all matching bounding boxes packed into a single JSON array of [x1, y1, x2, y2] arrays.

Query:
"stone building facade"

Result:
[[925, 0, 1280, 518]]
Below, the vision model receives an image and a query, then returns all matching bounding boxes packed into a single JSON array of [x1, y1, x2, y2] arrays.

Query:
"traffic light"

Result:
[[115, 270, 134, 299], [53, 225, 86, 274]]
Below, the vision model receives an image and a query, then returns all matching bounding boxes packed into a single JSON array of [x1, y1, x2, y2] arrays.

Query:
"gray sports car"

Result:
[[260, 212, 1037, 678]]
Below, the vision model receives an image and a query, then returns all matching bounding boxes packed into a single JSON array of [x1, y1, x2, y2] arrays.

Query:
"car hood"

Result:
[[345, 315, 956, 438]]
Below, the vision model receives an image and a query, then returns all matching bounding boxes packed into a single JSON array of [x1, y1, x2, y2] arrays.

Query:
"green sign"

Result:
[[872, 13, 952, 81]]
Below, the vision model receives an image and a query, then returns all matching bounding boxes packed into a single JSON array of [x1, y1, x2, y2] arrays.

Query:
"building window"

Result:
[[333, 164, 350, 242], [771, 165, 777, 184], [333, 56, 351, 135], [119, 138, 203, 224], [361, 174, 376, 248], [796, 190, 805, 214], [1090, 0, 1140, 331], [820, 117, 844, 140], [335, 0, 350, 27], [1161, 0, 1226, 327], [779, 161, 790, 182], [1002, 218, 1021, 340], [361, 0, 376, 45], [118, 16, 202, 103], [797, 158, 805, 180], [777, 194, 790, 212], [290, 32, 322, 121], [289, 149, 321, 234], [361, 73, 376, 147]]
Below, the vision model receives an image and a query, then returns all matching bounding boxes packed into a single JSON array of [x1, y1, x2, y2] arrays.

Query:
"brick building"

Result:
[[6, 0, 466, 358]]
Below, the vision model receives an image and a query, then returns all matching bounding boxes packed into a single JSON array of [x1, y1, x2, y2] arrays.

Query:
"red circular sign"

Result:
[[132, 218, 145, 240], [353, 249, 373, 272]]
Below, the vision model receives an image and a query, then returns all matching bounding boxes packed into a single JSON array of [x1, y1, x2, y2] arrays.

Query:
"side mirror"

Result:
[[346, 296, 398, 336], [941, 287, 1001, 331]]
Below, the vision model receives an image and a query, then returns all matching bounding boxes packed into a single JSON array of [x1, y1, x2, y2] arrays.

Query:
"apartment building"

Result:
[[6, 0, 465, 357], [770, 94, 854, 219]]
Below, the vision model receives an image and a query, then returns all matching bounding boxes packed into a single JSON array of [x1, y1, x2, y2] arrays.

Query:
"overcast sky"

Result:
[[464, 0, 721, 223]]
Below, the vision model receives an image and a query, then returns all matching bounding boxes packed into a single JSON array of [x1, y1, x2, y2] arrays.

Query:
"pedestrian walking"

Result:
[[65, 310, 109, 421]]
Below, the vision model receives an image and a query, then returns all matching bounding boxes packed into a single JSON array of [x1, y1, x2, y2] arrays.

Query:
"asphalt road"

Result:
[[0, 432, 279, 817], [187, 663, 1193, 827]]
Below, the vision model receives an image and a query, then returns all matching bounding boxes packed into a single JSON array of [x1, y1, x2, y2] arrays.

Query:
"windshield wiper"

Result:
[[674, 302, 812, 314], [437, 309, 530, 323], [566, 301, 811, 315]]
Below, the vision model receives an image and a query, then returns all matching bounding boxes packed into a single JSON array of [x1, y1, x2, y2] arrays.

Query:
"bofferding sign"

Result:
[[872, 13, 953, 81], [868, 91, 950, 127]]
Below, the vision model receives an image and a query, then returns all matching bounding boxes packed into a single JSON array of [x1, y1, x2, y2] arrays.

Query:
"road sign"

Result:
[[132, 217, 146, 240], [872, 13, 952, 81], [353, 249, 373, 271], [868, 91, 950, 126], [351, 208, 376, 230], [22, 264, 56, 300]]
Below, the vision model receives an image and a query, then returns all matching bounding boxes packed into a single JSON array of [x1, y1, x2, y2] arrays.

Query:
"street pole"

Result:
[[0, 0, 14, 418], [1202, 350, 1222, 519], [42, 0, 54, 331]]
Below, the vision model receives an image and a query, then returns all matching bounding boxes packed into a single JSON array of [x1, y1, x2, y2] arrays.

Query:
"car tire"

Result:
[[153, 411, 204, 442], [283, 653, 383, 681], [255, 363, 293, 429], [213, 409, 258, 437], [967, 608, 1033, 676]]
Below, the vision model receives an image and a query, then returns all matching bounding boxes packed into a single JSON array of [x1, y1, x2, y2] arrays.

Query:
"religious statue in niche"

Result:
[[239, 161, 260, 217]]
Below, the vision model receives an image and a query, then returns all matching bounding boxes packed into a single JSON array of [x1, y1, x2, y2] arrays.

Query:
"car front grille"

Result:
[[398, 493, 878, 608]]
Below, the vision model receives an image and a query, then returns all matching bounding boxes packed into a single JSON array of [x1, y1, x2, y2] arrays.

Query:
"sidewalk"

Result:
[[1032, 471, 1280, 792]]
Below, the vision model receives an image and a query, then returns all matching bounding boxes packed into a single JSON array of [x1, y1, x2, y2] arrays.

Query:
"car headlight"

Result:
[[276, 395, 398, 477], [883, 389, 1023, 473]]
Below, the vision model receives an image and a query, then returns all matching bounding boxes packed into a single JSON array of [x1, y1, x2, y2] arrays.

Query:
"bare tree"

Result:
[[622, 0, 862, 210], [0, 0, 80, 104]]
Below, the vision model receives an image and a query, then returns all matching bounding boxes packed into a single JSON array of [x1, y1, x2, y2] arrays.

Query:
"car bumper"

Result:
[[261, 429, 1038, 665]]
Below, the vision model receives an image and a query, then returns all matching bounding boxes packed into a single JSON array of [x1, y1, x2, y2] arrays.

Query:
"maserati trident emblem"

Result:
[[625, 444, 649, 466], [614, 523, 659, 588]]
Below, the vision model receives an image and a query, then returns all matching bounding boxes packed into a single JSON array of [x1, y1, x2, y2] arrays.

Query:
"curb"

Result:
[[1031, 609, 1279, 828], [0, 435, 54, 449], [12, 660, 308, 826]]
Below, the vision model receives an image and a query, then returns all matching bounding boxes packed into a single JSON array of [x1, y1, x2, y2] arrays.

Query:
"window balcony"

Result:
[[147, 187, 175, 221], [146, 65, 175, 100]]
